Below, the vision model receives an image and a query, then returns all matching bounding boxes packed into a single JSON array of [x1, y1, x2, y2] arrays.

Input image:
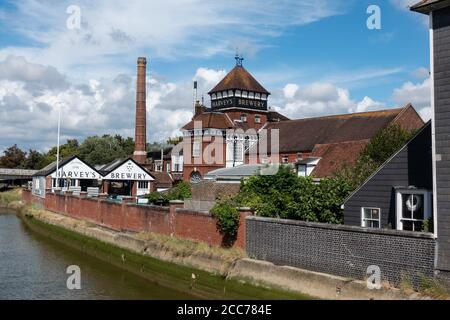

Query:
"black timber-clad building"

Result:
[[412, 0, 450, 273], [343, 122, 432, 230], [346, 0, 450, 275]]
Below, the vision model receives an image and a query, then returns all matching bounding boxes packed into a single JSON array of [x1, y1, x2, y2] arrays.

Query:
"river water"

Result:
[[0, 209, 193, 300]]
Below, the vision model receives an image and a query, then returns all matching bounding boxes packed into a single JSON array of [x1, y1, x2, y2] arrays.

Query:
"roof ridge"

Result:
[[267, 107, 404, 125]]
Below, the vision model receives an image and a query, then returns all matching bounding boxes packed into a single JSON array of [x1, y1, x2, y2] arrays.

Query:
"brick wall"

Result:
[[246, 216, 436, 286], [22, 189, 250, 248], [191, 180, 241, 201]]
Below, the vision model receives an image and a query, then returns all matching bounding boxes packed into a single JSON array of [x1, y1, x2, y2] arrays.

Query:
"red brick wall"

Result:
[[22, 189, 250, 249]]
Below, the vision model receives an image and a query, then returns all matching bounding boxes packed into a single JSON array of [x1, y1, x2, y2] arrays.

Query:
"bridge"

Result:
[[0, 168, 37, 189]]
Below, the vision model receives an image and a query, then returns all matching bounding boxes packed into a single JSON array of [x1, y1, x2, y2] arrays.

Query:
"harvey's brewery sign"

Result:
[[51, 158, 100, 179], [103, 160, 154, 181], [211, 97, 267, 110]]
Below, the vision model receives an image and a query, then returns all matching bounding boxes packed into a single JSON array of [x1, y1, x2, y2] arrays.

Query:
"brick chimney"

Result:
[[133, 57, 147, 164]]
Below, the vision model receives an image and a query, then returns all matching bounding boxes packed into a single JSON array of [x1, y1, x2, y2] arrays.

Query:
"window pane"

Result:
[[402, 220, 413, 231], [371, 209, 379, 220]]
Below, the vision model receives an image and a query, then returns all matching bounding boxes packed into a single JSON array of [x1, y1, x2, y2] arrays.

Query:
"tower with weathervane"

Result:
[[180, 55, 288, 183]]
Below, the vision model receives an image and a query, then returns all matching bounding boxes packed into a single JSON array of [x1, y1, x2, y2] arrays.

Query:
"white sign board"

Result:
[[103, 160, 154, 181], [51, 158, 100, 180]]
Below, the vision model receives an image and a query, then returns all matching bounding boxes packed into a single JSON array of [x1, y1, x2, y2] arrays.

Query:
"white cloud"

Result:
[[392, 77, 431, 120], [0, 55, 235, 152], [272, 82, 384, 119], [411, 67, 430, 80], [390, 0, 419, 10], [0, 0, 345, 78]]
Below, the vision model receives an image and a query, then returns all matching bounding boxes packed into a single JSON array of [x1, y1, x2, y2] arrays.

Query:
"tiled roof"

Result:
[[410, 0, 450, 13], [34, 155, 78, 177], [264, 106, 409, 153], [208, 66, 270, 95], [150, 171, 173, 188], [182, 112, 234, 130], [310, 140, 369, 178]]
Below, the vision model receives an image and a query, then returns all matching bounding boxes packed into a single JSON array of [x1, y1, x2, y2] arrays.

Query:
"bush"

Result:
[[146, 181, 192, 205], [235, 166, 352, 224], [210, 199, 240, 239]]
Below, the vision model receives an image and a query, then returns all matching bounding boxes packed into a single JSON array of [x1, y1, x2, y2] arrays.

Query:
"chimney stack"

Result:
[[133, 57, 147, 164]]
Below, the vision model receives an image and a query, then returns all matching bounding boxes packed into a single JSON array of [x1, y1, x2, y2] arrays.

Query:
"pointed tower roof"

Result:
[[208, 65, 270, 95]]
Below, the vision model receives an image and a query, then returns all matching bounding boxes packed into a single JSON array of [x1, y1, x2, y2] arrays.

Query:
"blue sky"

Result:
[[0, 0, 431, 151]]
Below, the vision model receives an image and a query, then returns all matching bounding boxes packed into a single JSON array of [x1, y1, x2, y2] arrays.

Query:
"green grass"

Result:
[[21, 212, 311, 300], [0, 188, 21, 208], [135, 232, 246, 264]]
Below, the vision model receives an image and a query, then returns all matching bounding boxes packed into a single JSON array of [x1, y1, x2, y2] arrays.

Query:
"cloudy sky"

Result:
[[0, 0, 431, 152]]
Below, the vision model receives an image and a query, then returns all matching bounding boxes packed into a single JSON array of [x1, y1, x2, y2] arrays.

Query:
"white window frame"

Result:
[[138, 181, 149, 189], [395, 189, 432, 232], [235, 90, 241, 97], [255, 115, 261, 123], [361, 207, 381, 229], [193, 140, 201, 157], [241, 113, 247, 122]]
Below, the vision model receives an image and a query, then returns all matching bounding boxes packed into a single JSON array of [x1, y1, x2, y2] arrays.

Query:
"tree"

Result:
[[166, 136, 183, 146], [335, 124, 416, 190], [235, 166, 352, 224], [0, 144, 26, 168], [22, 149, 48, 169], [77, 134, 137, 165], [45, 139, 80, 163], [360, 124, 415, 166]]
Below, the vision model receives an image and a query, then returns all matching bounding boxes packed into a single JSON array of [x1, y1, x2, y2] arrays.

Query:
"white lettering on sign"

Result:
[[104, 160, 153, 181], [51, 158, 99, 180]]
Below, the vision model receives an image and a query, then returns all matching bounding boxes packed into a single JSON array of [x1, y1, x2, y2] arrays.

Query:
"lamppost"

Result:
[[55, 101, 63, 191]]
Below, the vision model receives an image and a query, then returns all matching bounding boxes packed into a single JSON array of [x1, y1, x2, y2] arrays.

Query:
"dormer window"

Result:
[[249, 92, 255, 99], [242, 91, 248, 98], [236, 90, 241, 97], [261, 94, 267, 100], [212, 93, 217, 100], [241, 113, 247, 122], [217, 92, 222, 98], [228, 90, 233, 97], [255, 93, 261, 99], [223, 91, 228, 98]]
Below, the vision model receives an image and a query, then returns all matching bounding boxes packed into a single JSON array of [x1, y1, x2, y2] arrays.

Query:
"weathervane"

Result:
[[235, 53, 244, 67]]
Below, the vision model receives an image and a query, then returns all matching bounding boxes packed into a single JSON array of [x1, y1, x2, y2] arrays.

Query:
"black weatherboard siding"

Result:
[[344, 123, 432, 228], [433, 6, 450, 271]]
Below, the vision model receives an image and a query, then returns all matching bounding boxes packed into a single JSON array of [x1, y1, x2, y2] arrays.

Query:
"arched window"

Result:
[[190, 171, 202, 184]]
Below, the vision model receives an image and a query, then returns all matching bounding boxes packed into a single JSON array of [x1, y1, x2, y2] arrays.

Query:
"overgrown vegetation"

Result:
[[146, 181, 192, 206], [0, 188, 21, 208], [336, 124, 416, 190], [400, 274, 450, 299], [235, 166, 351, 224], [0, 134, 182, 170], [232, 124, 417, 224], [210, 199, 240, 241]]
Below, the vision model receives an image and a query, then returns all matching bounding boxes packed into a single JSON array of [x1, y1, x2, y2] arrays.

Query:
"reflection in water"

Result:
[[0, 209, 193, 300]]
